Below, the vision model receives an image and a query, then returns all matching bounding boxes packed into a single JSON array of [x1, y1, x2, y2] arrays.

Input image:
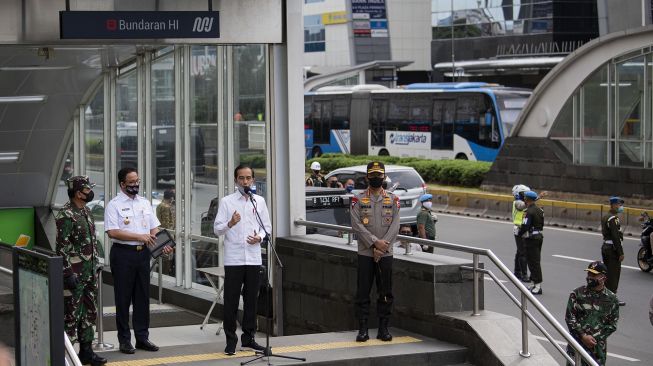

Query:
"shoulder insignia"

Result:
[[351, 196, 359, 209], [361, 197, 371, 204], [394, 195, 400, 209], [383, 197, 391, 205]]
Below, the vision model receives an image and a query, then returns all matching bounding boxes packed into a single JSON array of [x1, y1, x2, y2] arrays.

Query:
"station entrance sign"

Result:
[[60, 11, 220, 39]]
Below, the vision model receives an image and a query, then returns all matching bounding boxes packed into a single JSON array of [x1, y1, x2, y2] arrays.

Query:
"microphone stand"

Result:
[[241, 191, 306, 366]]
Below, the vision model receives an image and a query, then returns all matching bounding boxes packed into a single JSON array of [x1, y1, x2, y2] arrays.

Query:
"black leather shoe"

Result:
[[241, 340, 265, 352], [135, 339, 159, 352], [78, 342, 107, 365], [119, 342, 135, 354], [376, 318, 393, 342], [356, 319, 369, 342]]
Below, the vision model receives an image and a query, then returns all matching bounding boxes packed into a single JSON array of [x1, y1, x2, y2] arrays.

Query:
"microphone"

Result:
[[243, 186, 254, 196]]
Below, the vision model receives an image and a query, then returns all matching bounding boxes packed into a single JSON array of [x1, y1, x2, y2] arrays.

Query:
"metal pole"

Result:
[[93, 269, 114, 351], [451, 0, 455, 81], [472, 253, 480, 315], [520, 292, 531, 357], [575, 350, 582, 366], [158, 256, 163, 304], [347, 232, 353, 245]]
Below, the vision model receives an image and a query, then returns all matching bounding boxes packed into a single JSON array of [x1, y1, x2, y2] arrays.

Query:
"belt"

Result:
[[113, 242, 146, 251], [604, 240, 613, 245], [531, 230, 542, 235]]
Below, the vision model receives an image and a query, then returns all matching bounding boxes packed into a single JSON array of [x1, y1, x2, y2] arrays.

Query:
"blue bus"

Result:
[[304, 82, 531, 161]]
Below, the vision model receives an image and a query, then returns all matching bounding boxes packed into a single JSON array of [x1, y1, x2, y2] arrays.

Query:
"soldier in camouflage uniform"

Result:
[[56, 176, 107, 366], [565, 261, 619, 366]]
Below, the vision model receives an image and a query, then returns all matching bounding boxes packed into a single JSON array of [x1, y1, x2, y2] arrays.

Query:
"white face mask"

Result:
[[422, 202, 432, 210]]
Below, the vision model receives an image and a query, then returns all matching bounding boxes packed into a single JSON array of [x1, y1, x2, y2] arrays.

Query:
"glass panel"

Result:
[[54, 144, 75, 206], [617, 56, 644, 140], [555, 139, 573, 158], [190, 45, 219, 286], [84, 87, 105, 249], [151, 54, 176, 277], [581, 140, 607, 166], [550, 97, 573, 138], [582, 65, 608, 138], [233, 45, 268, 197], [116, 71, 138, 172], [618, 141, 644, 167]]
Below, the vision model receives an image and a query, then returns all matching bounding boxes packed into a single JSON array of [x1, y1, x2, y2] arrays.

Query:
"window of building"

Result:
[[304, 14, 326, 53]]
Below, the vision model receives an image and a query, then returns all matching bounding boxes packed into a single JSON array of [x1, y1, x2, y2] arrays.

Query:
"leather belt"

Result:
[[603, 240, 613, 245], [113, 242, 145, 251]]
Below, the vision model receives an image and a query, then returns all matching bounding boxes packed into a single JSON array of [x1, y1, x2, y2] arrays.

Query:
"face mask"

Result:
[[80, 190, 94, 203], [368, 177, 384, 188], [346, 185, 354, 193], [617, 206, 624, 213], [586, 277, 601, 288], [236, 184, 247, 196], [329, 181, 339, 188], [125, 185, 139, 195], [423, 202, 433, 210]]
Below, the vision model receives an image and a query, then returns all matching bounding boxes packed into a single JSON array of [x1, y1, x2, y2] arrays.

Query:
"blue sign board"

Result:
[[60, 11, 220, 39], [351, 0, 387, 19]]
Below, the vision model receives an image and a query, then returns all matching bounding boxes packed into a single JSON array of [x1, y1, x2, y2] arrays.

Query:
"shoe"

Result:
[[119, 342, 135, 354], [376, 318, 393, 342], [241, 340, 265, 352], [224, 345, 236, 356], [618, 301, 626, 306], [135, 339, 159, 352], [520, 275, 530, 283], [356, 319, 369, 342], [78, 342, 107, 366], [530, 284, 542, 295]]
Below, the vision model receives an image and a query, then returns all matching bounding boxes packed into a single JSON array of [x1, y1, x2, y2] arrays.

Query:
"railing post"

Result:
[[575, 351, 582, 366], [158, 256, 163, 304], [520, 292, 531, 357], [93, 268, 114, 351], [347, 231, 353, 245], [472, 253, 480, 316]]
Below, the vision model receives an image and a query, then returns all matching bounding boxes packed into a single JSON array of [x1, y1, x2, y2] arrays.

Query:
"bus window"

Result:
[[455, 94, 499, 149], [331, 96, 351, 130], [304, 96, 312, 129], [313, 100, 332, 144], [371, 98, 388, 146], [432, 99, 455, 150], [407, 95, 431, 131], [388, 95, 409, 132]]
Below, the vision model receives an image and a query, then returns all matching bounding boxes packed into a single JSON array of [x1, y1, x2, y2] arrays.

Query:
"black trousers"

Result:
[[524, 236, 543, 284], [513, 235, 528, 277], [223, 265, 260, 347], [110, 244, 151, 344], [355, 255, 393, 320], [602, 244, 621, 293]]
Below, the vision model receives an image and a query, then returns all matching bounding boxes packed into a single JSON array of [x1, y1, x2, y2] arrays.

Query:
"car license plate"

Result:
[[311, 196, 342, 208], [400, 199, 412, 208]]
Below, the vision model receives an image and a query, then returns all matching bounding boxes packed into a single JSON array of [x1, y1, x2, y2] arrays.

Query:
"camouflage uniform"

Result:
[[56, 177, 100, 344], [565, 283, 619, 365], [156, 200, 175, 230], [305, 172, 326, 187]]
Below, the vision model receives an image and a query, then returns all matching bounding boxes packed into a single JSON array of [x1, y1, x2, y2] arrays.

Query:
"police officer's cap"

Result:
[[584, 261, 608, 276], [366, 161, 385, 174], [66, 175, 95, 192], [609, 196, 624, 205], [310, 161, 321, 171], [523, 190, 538, 200], [419, 194, 433, 202]]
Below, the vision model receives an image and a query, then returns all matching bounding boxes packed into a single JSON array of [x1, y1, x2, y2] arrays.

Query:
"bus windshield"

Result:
[[494, 92, 531, 137]]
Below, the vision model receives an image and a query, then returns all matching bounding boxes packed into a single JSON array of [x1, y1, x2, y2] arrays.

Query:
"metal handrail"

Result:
[[295, 219, 598, 366]]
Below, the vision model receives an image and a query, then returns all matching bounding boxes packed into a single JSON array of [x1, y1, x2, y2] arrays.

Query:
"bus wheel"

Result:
[[455, 153, 468, 160], [379, 149, 389, 156], [312, 146, 322, 158]]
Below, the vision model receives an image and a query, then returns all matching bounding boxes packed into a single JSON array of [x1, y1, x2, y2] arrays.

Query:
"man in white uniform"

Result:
[[214, 164, 272, 355], [105, 167, 173, 354]]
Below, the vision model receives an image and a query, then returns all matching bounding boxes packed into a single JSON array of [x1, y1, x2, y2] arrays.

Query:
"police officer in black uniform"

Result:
[[518, 190, 545, 295], [601, 196, 626, 306]]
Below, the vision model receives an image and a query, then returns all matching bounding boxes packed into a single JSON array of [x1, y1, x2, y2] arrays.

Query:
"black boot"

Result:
[[376, 318, 392, 341], [356, 319, 369, 342], [78, 342, 107, 366]]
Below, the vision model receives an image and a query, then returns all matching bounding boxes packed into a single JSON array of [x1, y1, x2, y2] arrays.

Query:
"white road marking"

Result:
[[436, 212, 639, 242], [552, 254, 640, 270], [533, 335, 640, 362]]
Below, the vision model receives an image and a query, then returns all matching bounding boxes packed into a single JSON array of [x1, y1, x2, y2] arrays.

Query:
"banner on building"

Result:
[[322, 11, 348, 25]]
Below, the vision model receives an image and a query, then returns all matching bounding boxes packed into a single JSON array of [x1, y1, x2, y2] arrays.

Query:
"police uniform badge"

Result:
[[383, 197, 391, 205], [124, 217, 130, 225], [351, 196, 359, 209], [362, 217, 370, 225], [382, 216, 392, 225], [394, 195, 400, 209], [361, 197, 371, 205]]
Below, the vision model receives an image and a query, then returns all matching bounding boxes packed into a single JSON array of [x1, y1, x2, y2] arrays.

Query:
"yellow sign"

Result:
[[322, 11, 348, 25]]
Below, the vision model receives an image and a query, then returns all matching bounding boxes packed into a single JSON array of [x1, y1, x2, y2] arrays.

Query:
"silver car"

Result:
[[325, 165, 427, 225]]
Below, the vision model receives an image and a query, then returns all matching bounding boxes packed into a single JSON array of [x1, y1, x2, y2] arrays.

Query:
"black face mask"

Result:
[[586, 277, 601, 288], [368, 177, 384, 188], [80, 190, 94, 203], [329, 181, 339, 188], [125, 185, 139, 195]]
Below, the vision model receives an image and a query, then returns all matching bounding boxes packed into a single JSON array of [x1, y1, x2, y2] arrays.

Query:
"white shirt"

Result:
[[213, 191, 272, 266], [393, 241, 423, 253], [105, 191, 160, 245]]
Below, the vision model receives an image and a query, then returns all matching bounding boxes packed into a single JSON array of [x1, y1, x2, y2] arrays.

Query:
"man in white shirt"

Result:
[[214, 164, 272, 355], [105, 167, 173, 354]]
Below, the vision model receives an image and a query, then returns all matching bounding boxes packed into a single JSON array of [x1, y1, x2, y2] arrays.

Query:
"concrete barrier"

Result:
[[548, 201, 577, 228], [431, 189, 449, 212], [623, 207, 645, 237], [538, 199, 554, 226], [574, 203, 603, 231], [464, 193, 488, 217], [483, 194, 513, 221], [446, 192, 468, 215]]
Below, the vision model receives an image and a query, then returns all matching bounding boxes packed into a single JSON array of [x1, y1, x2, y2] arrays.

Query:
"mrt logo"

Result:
[[106, 19, 117, 31]]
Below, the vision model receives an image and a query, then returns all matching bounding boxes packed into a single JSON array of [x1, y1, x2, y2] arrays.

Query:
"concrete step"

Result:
[[100, 303, 205, 331], [101, 328, 469, 366]]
